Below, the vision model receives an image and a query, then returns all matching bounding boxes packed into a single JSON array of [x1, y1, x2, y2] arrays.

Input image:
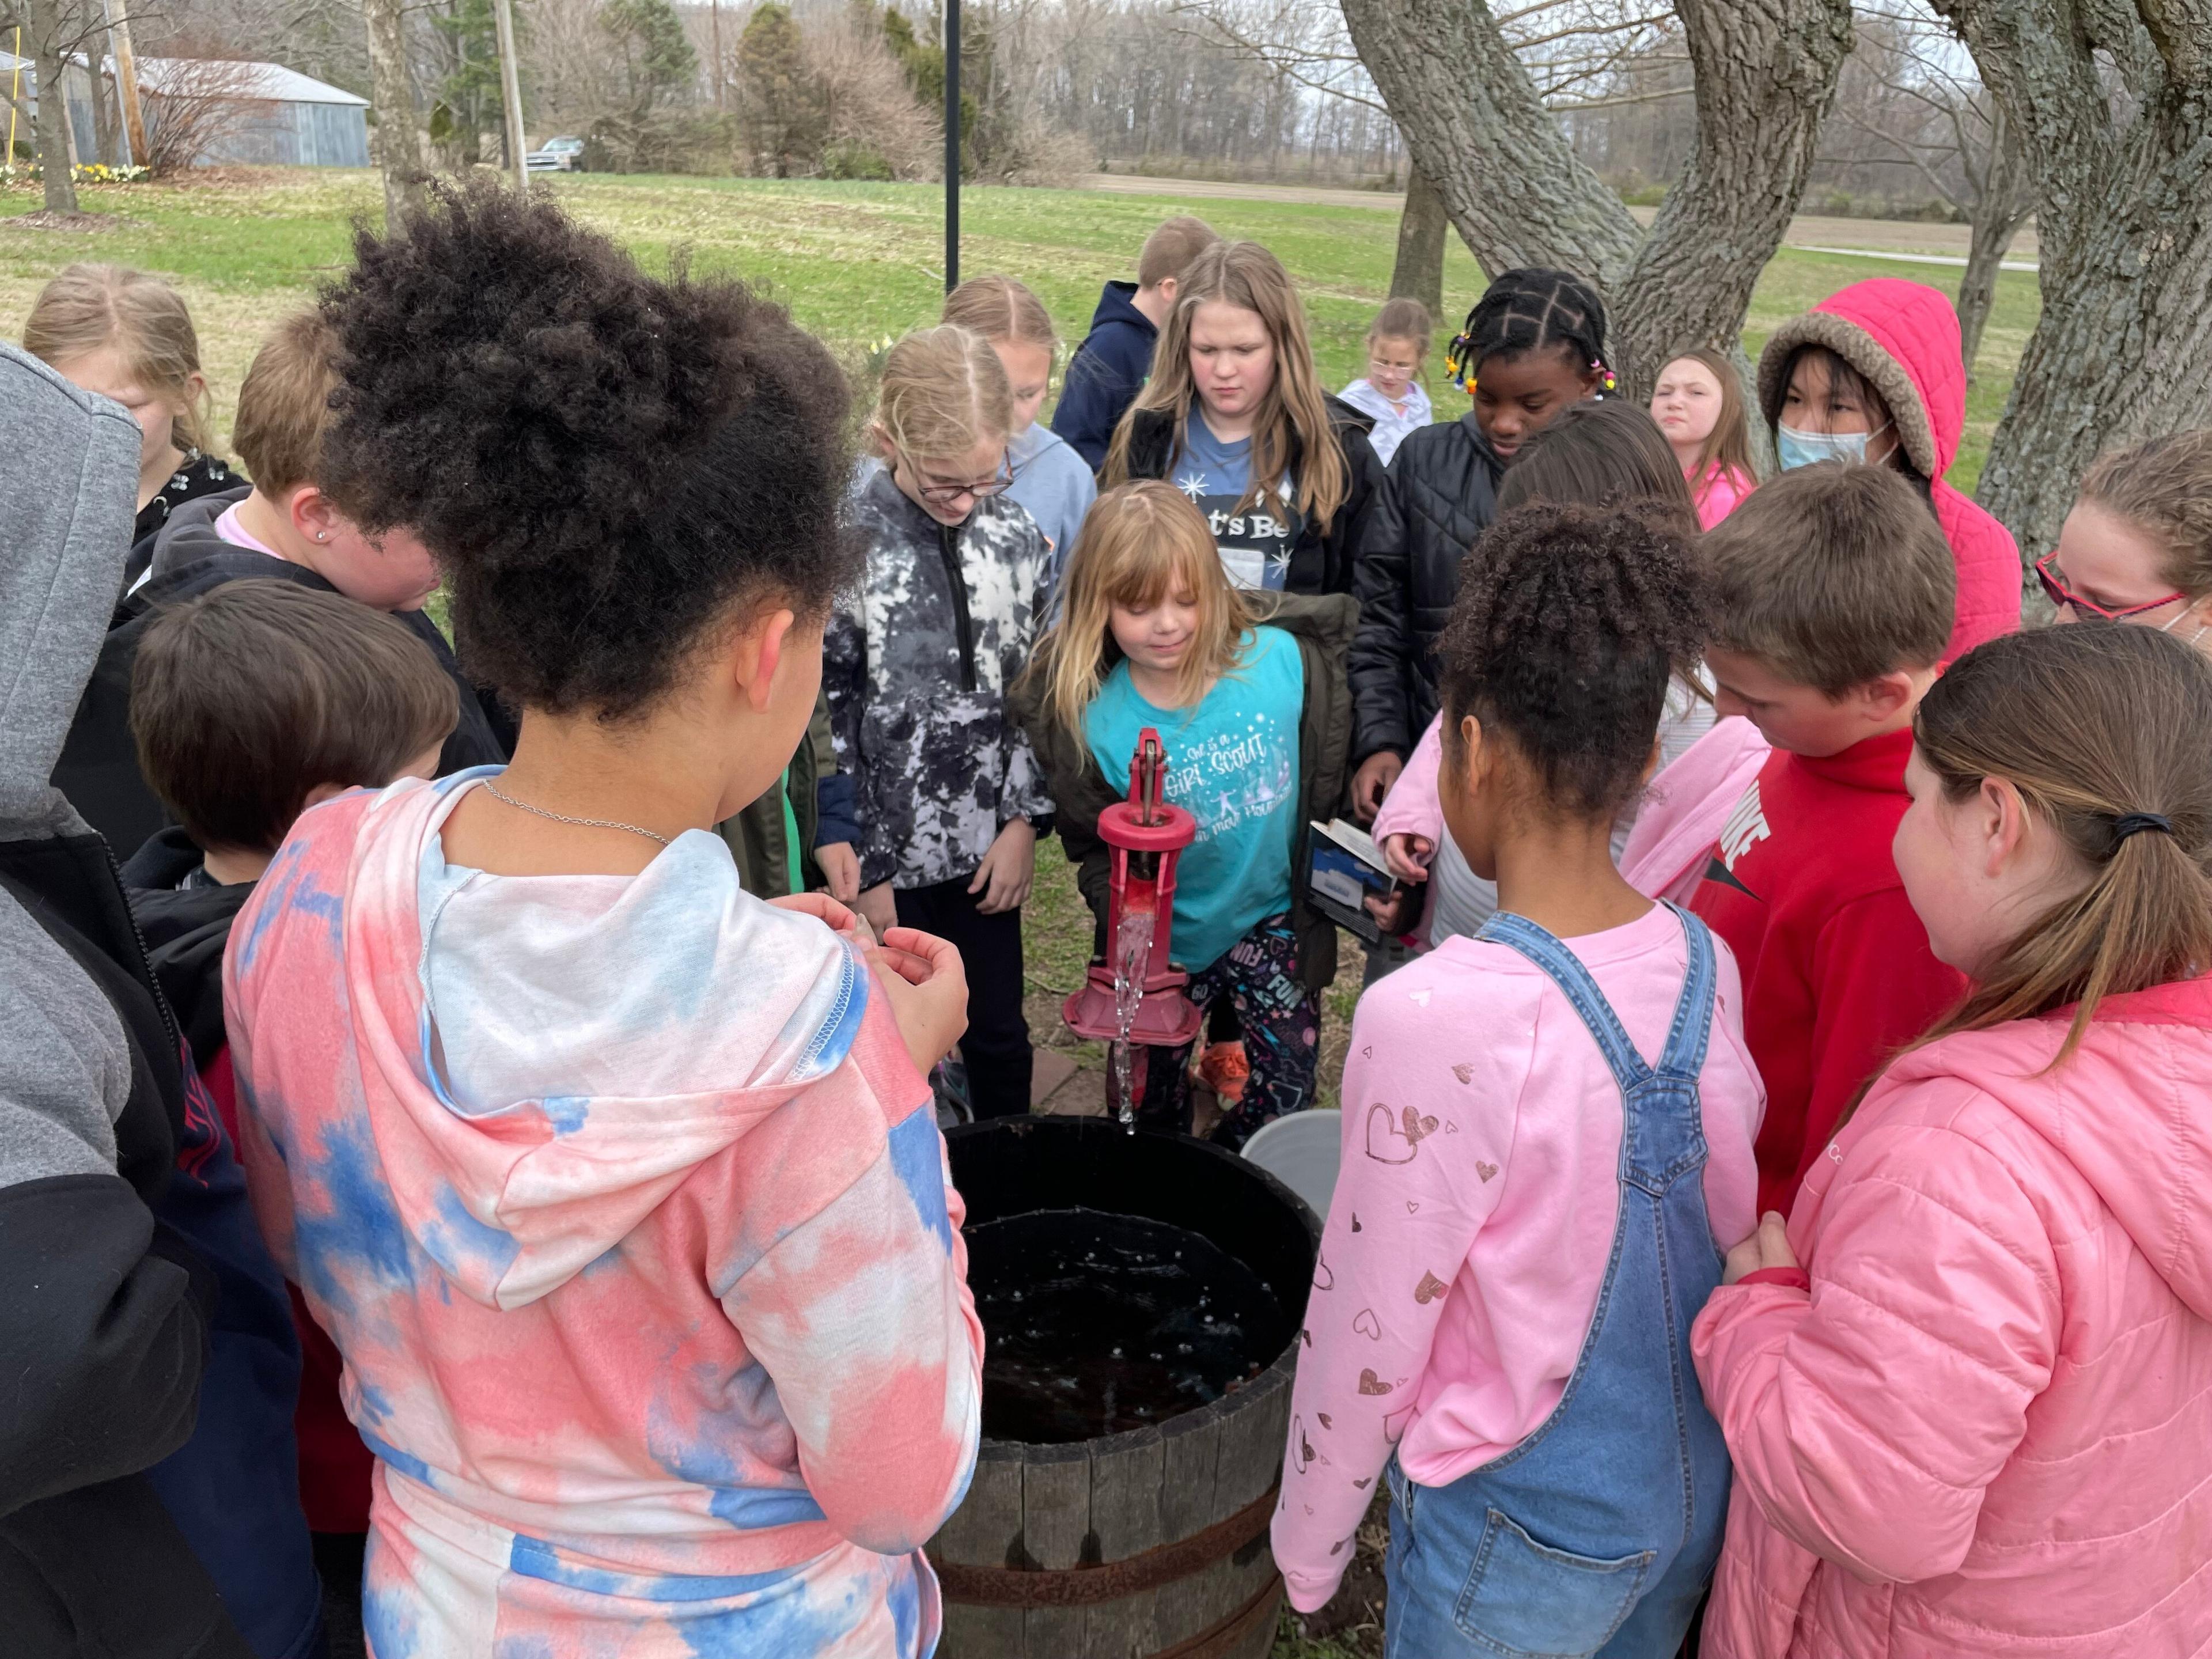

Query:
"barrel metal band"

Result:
[[931, 1481, 1280, 1608], [1150, 1573, 1283, 1659]]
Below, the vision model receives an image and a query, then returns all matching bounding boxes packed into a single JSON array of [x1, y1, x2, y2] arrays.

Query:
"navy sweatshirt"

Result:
[[1051, 281, 1159, 471]]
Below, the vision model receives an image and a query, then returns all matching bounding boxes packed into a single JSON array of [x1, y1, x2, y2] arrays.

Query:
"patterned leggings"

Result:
[[1138, 914, 1320, 1149]]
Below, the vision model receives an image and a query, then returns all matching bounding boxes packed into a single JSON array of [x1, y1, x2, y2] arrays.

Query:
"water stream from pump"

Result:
[[1107, 907, 1154, 1131]]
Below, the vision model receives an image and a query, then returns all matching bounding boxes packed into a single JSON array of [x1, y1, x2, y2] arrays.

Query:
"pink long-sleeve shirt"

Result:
[[1271, 902, 1764, 1612]]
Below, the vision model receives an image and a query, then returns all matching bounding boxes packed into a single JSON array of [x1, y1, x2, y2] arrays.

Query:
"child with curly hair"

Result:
[[224, 183, 982, 1658], [1274, 503, 1763, 1658]]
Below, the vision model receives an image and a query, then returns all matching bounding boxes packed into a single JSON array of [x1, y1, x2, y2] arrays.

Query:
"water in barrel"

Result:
[[966, 1206, 1284, 1443]]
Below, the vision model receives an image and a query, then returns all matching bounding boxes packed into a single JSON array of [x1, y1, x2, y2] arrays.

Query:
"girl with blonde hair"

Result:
[[1339, 295, 1434, 465], [1104, 240, 1385, 595], [1012, 479, 1356, 1146], [941, 273, 1096, 593], [828, 323, 1057, 1120], [25, 262, 237, 563]]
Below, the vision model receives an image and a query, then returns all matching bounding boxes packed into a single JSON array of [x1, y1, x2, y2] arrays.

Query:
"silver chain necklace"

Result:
[[480, 779, 672, 847]]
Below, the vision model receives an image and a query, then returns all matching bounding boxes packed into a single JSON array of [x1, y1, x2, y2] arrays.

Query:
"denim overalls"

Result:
[[1383, 903, 1730, 1659]]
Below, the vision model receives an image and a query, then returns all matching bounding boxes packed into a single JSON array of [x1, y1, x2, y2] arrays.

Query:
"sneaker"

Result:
[[1194, 1040, 1249, 1105]]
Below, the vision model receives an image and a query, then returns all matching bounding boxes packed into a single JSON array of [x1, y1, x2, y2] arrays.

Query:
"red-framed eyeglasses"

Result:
[[2033, 552, 2190, 623]]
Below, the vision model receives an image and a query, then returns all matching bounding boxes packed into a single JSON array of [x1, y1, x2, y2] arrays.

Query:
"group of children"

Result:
[[8, 176, 2212, 1659]]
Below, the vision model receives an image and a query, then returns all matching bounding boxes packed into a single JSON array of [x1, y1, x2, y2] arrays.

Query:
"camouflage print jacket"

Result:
[[825, 467, 1057, 891]]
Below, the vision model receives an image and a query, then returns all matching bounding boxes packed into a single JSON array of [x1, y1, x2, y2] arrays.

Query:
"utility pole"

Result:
[[944, 0, 959, 291], [103, 0, 146, 167], [710, 0, 724, 110], [491, 0, 527, 191]]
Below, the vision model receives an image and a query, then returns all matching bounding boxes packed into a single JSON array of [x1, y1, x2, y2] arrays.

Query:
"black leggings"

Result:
[[895, 875, 1032, 1119]]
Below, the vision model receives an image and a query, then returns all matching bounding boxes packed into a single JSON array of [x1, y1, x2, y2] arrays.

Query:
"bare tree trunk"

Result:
[[1955, 105, 2033, 381], [1389, 161, 1448, 321], [28, 0, 79, 213], [1930, 0, 2212, 560], [1336, 0, 1641, 285], [1340, 0, 1852, 396], [363, 0, 427, 227], [1609, 0, 1854, 393]]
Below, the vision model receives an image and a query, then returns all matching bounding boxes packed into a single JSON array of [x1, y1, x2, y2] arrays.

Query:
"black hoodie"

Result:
[[51, 488, 513, 854]]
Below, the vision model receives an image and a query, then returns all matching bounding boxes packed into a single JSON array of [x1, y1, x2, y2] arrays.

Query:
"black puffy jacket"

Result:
[[1349, 412, 1505, 762], [1117, 395, 1388, 597]]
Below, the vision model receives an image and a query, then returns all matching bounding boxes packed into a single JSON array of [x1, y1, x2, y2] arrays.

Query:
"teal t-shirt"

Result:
[[1085, 625, 1304, 973]]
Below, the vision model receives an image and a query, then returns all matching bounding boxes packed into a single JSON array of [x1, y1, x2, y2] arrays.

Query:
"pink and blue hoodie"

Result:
[[224, 771, 983, 1657]]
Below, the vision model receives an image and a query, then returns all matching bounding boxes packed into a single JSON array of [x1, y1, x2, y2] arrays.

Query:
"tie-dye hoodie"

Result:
[[224, 770, 983, 1658]]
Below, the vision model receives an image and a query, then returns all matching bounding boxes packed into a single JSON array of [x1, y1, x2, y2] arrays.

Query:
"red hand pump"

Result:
[[1062, 727, 1201, 1050]]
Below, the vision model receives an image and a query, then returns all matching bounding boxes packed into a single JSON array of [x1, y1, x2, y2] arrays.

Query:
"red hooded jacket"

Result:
[[1758, 279, 2022, 661]]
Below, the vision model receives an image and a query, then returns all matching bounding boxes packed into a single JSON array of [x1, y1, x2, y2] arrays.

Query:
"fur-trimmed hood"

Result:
[[1756, 278, 1965, 484]]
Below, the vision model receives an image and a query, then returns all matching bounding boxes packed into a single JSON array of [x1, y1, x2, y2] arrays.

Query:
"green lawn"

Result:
[[1, 168, 2037, 493]]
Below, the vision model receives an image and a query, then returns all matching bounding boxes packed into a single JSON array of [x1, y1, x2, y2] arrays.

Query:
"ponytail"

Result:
[[1910, 625, 2212, 1065]]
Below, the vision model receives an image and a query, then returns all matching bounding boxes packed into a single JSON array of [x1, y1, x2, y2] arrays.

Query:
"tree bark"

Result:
[[1388, 160, 1448, 320], [1337, 0, 1642, 285], [1930, 0, 2212, 559], [28, 0, 81, 212], [363, 0, 428, 228], [1955, 104, 2033, 381], [1339, 0, 1853, 396], [1609, 0, 1854, 394]]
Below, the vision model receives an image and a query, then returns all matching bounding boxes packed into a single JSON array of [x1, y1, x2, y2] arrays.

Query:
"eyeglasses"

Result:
[[1366, 358, 1419, 377], [895, 444, 1015, 507], [2033, 552, 2190, 623]]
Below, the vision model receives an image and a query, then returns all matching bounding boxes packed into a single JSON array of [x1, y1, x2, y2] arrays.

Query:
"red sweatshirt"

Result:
[[1690, 726, 1965, 1213]]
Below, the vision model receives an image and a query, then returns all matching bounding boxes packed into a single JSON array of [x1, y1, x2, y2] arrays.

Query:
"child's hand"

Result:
[[869, 926, 969, 1070], [816, 841, 861, 903], [1363, 887, 1415, 936], [1350, 752, 1404, 823], [1722, 1212, 1798, 1285], [856, 881, 898, 940], [1382, 833, 1433, 884], [770, 891, 874, 949], [969, 819, 1036, 915]]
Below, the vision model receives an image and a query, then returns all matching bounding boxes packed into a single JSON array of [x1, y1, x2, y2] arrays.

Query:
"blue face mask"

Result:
[[1775, 422, 1886, 471]]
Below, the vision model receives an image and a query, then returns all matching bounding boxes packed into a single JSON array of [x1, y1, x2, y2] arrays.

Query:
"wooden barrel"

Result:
[[931, 1116, 1319, 1659]]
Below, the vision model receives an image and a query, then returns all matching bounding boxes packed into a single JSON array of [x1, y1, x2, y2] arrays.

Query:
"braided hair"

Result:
[[1445, 267, 1615, 396]]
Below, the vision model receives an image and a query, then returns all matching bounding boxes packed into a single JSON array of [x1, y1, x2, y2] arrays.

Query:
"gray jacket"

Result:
[[825, 467, 1056, 891], [0, 343, 248, 1653]]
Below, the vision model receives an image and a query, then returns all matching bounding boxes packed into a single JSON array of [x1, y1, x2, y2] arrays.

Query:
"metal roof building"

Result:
[[2, 52, 370, 169]]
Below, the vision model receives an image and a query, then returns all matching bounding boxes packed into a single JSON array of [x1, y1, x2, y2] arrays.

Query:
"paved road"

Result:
[[1076, 173, 2040, 265]]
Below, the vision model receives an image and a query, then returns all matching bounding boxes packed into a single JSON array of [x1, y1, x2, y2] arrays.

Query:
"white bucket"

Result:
[[1240, 1108, 1342, 1222]]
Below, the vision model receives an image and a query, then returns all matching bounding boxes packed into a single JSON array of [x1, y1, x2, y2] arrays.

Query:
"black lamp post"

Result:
[[945, 0, 959, 292]]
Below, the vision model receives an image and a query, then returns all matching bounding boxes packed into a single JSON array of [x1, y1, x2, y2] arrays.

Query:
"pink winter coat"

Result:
[[1692, 977, 2212, 1658], [1756, 279, 2021, 662]]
